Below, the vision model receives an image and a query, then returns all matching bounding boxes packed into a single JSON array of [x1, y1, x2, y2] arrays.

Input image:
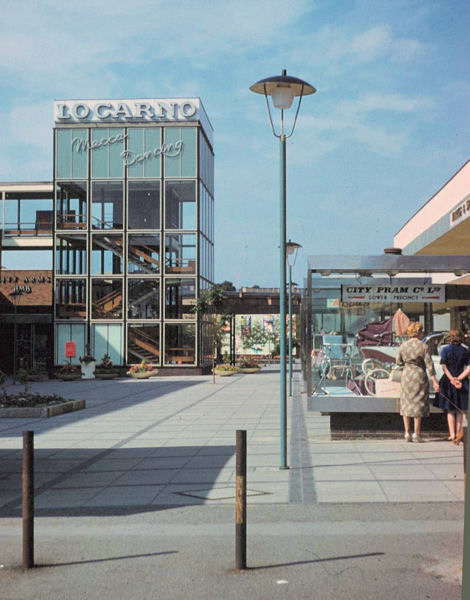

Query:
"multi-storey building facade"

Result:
[[52, 98, 214, 370]]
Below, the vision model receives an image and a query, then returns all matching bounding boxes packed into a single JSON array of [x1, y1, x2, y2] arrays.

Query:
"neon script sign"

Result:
[[71, 133, 183, 166]]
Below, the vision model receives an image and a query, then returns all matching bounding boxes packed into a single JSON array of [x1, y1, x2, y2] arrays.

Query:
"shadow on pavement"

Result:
[[39, 550, 179, 568], [0, 445, 236, 517], [247, 551, 385, 570]]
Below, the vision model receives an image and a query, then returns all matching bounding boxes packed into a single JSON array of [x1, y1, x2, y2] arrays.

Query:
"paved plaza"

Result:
[[0, 366, 466, 599]]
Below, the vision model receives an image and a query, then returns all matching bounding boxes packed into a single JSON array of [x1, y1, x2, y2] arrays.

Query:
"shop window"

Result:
[[92, 323, 124, 365], [128, 181, 160, 230], [165, 181, 196, 230], [165, 233, 196, 274], [55, 234, 87, 275], [164, 127, 196, 178], [91, 234, 123, 275], [91, 128, 125, 178], [128, 234, 160, 274], [56, 129, 88, 179], [55, 280, 87, 319], [128, 279, 159, 319], [165, 323, 195, 365], [55, 323, 87, 365], [127, 128, 162, 178], [91, 181, 123, 229], [128, 324, 160, 364], [56, 181, 87, 230], [165, 278, 196, 319], [92, 278, 123, 319]]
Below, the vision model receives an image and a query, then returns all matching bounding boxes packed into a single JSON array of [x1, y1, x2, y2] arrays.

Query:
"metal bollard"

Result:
[[22, 431, 34, 571], [235, 430, 247, 570]]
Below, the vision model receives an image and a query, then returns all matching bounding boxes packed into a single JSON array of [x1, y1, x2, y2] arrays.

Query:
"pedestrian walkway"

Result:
[[0, 366, 464, 513]]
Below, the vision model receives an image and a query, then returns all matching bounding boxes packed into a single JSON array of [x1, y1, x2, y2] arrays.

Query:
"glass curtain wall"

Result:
[[54, 122, 214, 367]]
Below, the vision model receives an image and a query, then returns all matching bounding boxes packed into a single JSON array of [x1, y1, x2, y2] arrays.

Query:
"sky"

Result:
[[1, 0, 469, 288]]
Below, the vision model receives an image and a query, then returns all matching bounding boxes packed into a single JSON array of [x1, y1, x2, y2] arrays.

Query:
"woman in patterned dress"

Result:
[[434, 329, 470, 441], [396, 322, 439, 442]]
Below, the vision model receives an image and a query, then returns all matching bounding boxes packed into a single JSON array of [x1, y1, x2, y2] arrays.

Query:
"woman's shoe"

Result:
[[412, 433, 423, 443], [404, 433, 412, 442]]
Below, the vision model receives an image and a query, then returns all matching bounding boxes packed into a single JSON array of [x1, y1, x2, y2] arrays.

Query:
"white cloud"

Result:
[[0, 0, 315, 92], [339, 92, 435, 115]]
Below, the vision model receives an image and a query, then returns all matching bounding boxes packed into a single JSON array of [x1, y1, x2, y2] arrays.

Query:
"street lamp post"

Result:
[[286, 240, 301, 397], [250, 70, 316, 470]]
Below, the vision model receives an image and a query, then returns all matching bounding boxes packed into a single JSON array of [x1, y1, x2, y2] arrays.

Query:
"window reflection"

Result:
[[128, 181, 160, 229], [56, 182, 87, 230], [165, 323, 195, 365], [128, 324, 160, 364], [165, 233, 196, 274], [56, 279, 86, 319], [128, 279, 159, 319], [91, 181, 123, 229], [91, 235, 123, 274], [165, 181, 196, 229], [128, 234, 160, 274], [55, 234, 87, 275], [165, 278, 196, 319], [92, 279, 122, 319]]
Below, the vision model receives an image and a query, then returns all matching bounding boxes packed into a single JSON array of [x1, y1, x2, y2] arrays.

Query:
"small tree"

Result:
[[193, 284, 232, 383], [241, 323, 268, 351], [241, 317, 280, 362]]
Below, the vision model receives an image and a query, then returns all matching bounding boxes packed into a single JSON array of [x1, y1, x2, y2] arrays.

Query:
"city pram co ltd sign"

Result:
[[341, 284, 446, 303]]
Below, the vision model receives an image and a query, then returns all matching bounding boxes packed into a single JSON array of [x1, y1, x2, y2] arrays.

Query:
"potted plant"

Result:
[[127, 360, 158, 379], [95, 354, 118, 379], [58, 362, 81, 381], [238, 358, 261, 374], [79, 345, 96, 379], [213, 363, 240, 377]]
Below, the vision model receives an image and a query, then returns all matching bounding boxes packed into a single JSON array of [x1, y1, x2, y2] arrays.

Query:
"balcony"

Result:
[[1, 184, 54, 250]]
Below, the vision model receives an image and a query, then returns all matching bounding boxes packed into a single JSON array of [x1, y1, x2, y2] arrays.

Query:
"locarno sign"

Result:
[[55, 99, 199, 123]]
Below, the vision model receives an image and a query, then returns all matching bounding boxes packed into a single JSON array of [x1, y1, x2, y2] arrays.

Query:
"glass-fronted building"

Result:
[[53, 98, 214, 370]]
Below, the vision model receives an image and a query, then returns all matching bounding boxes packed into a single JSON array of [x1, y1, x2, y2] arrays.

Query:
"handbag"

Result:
[[389, 365, 403, 383]]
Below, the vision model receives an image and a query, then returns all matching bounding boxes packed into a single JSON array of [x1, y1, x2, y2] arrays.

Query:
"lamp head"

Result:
[[285, 240, 302, 256], [250, 70, 316, 109]]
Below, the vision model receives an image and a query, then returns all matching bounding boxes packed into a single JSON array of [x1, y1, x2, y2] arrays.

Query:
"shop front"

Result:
[[53, 99, 214, 371], [0, 270, 53, 376], [300, 253, 470, 435]]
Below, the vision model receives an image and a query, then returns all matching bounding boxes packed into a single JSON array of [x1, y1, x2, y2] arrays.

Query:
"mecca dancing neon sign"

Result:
[[71, 132, 183, 166]]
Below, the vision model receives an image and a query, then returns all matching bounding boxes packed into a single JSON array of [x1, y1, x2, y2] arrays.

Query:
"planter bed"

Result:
[[129, 370, 159, 379], [0, 394, 85, 418], [95, 372, 119, 379], [213, 368, 240, 377]]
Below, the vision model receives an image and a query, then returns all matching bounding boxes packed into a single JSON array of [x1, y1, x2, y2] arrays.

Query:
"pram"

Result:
[[357, 317, 398, 371]]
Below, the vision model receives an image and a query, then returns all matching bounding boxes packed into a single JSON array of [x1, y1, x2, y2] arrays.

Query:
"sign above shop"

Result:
[[341, 284, 446, 303], [450, 196, 470, 229], [55, 99, 199, 124]]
